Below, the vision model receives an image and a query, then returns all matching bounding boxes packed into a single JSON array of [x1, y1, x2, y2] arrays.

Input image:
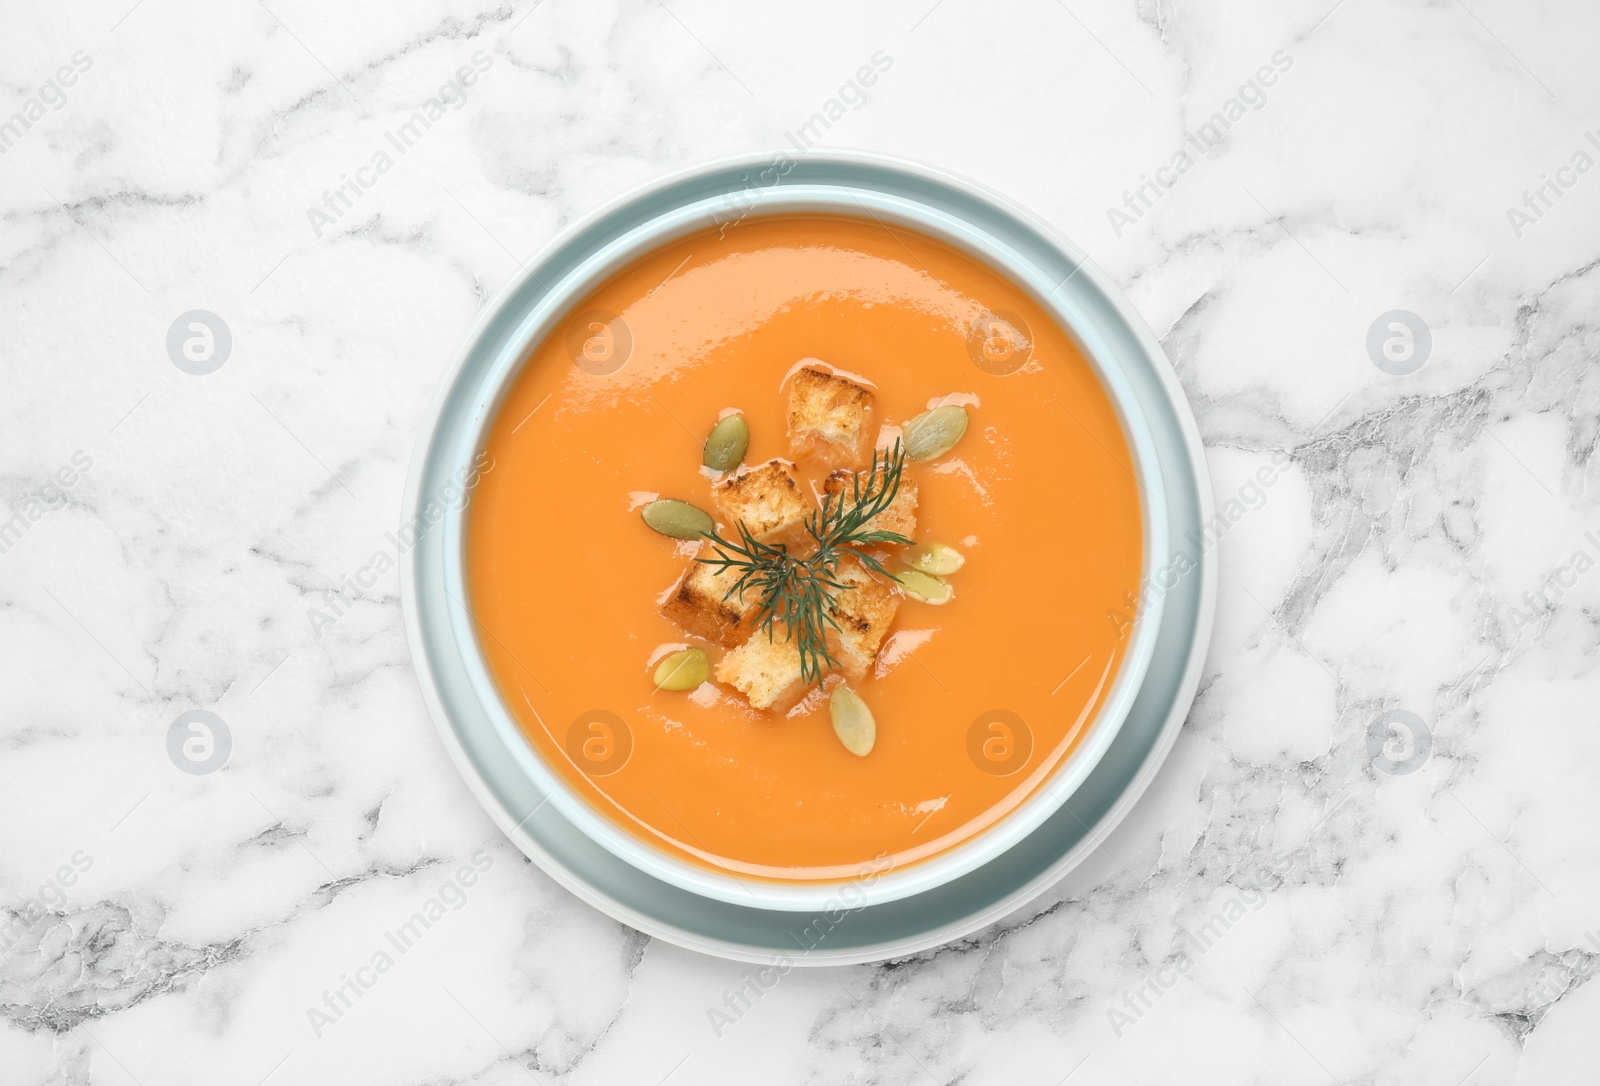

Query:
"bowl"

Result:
[[406, 152, 1171, 912]]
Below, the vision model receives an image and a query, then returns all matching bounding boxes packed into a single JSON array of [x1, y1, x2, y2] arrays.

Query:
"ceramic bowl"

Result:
[[405, 152, 1179, 913]]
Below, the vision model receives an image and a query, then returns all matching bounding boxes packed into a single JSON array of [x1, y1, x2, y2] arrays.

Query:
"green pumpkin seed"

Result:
[[895, 568, 954, 605], [703, 414, 749, 472], [653, 648, 710, 690], [829, 683, 876, 756], [905, 542, 965, 576], [903, 404, 969, 461], [641, 499, 713, 540]]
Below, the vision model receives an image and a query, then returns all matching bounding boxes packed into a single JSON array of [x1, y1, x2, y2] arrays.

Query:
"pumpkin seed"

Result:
[[895, 568, 954, 605], [641, 499, 713, 539], [652, 648, 709, 690], [702, 414, 749, 472], [829, 683, 876, 756], [903, 404, 969, 461], [905, 542, 965, 576]]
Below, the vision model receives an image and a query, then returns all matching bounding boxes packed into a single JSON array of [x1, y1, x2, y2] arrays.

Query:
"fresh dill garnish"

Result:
[[699, 441, 912, 687]]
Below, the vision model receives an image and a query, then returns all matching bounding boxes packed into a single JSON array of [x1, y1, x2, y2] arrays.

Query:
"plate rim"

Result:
[[400, 148, 1216, 964]]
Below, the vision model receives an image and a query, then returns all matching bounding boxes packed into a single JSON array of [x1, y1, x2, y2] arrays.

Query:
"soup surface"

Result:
[[467, 214, 1142, 881]]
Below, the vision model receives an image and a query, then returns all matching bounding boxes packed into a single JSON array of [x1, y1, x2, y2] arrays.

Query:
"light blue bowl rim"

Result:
[[432, 186, 1166, 909]]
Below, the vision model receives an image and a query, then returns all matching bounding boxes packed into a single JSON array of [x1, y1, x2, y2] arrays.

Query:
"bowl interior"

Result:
[[426, 169, 1169, 911]]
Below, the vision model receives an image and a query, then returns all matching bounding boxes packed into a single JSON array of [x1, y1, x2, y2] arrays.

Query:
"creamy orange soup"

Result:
[[467, 215, 1142, 881]]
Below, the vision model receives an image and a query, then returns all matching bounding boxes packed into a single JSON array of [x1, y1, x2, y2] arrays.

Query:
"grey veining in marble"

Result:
[[2, 0, 1598, 1082]]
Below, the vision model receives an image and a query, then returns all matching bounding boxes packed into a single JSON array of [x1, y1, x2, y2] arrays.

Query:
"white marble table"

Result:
[[3, 0, 1597, 1082]]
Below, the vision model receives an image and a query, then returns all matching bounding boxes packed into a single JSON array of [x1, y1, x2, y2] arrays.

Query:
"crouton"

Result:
[[787, 364, 874, 467], [826, 558, 902, 678], [715, 627, 806, 712], [660, 551, 759, 647], [823, 469, 918, 540], [711, 459, 811, 542]]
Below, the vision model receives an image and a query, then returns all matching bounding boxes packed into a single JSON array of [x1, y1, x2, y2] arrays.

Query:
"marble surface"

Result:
[[3, 0, 1598, 1082]]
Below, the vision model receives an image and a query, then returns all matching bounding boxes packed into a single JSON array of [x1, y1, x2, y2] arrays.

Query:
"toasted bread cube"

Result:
[[826, 558, 902, 678], [712, 459, 811, 542], [660, 551, 759, 648], [715, 627, 806, 712], [787, 364, 873, 467], [823, 469, 918, 540]]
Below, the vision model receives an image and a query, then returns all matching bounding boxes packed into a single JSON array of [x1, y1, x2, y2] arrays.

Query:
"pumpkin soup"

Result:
[[466, 214, 1142, 881]]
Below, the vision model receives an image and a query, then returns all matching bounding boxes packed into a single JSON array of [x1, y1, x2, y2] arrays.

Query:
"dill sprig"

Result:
[[699, 441, 912, 687]]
